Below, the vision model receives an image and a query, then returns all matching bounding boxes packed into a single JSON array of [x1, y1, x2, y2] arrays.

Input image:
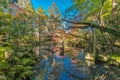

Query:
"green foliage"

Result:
[[0, 46, 11, 52], [21, 58, 32, 65], [0, 61, 9, 70], [0, 1, 38, 79], [20, 70, 33, 77], [72, 0, 112, 22], [0, 5, 12, 28]]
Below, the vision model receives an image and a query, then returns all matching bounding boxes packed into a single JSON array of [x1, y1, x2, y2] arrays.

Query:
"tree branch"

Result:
[[62, 19, 120, 37]]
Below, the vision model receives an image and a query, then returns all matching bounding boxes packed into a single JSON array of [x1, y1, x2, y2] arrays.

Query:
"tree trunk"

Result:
[[112, 0, 118, 24], [92, 29, 96, 62]]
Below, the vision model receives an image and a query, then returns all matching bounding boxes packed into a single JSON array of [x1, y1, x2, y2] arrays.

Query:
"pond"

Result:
[[94, 61, 120, 80], [32, 55, 120, 80]]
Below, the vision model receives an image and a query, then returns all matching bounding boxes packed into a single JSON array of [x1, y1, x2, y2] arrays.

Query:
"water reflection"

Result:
[[33, 55, 120, 80]]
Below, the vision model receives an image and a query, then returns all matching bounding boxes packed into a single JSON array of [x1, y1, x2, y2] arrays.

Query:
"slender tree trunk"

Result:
[[92, 29, 96, 62], [112, 0, 118, 24]]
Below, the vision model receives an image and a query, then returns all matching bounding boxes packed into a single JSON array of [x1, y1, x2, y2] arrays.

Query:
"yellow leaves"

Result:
[[0, 11, 11, 18], [25, 6, 34, 14], [100, 0, 112, 20], [0, 9, 12, 26], [35, 7, 48, 22], [36, 7, 45, 16], [101, 13, 110, 19], [102, 0, 112, 12]]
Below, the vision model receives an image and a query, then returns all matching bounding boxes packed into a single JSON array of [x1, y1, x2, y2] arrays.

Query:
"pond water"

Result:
[[94, 61, 120, 80], [32, 55, 120, 80]]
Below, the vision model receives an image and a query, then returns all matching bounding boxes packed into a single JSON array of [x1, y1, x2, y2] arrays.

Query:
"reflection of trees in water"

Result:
[[94, 62, 120, 80], [32, 51, 120, 80]]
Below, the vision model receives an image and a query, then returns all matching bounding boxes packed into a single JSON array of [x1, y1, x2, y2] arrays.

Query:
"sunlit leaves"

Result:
[[72, 0, 112, 22], [48, 2, 61, 20], [25, 5, 35, 16], [101, 0, 112, 20], [0, 8, 12, 27], [36, 7, 47, 25]]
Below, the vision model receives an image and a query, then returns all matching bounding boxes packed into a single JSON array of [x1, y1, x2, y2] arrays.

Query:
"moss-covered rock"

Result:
[[85, 52, 95, 61], [97, 54, 110, 62], [109, 59, 120, 66], [108, 53, 120, 66], [97, 53, 120, 66]]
